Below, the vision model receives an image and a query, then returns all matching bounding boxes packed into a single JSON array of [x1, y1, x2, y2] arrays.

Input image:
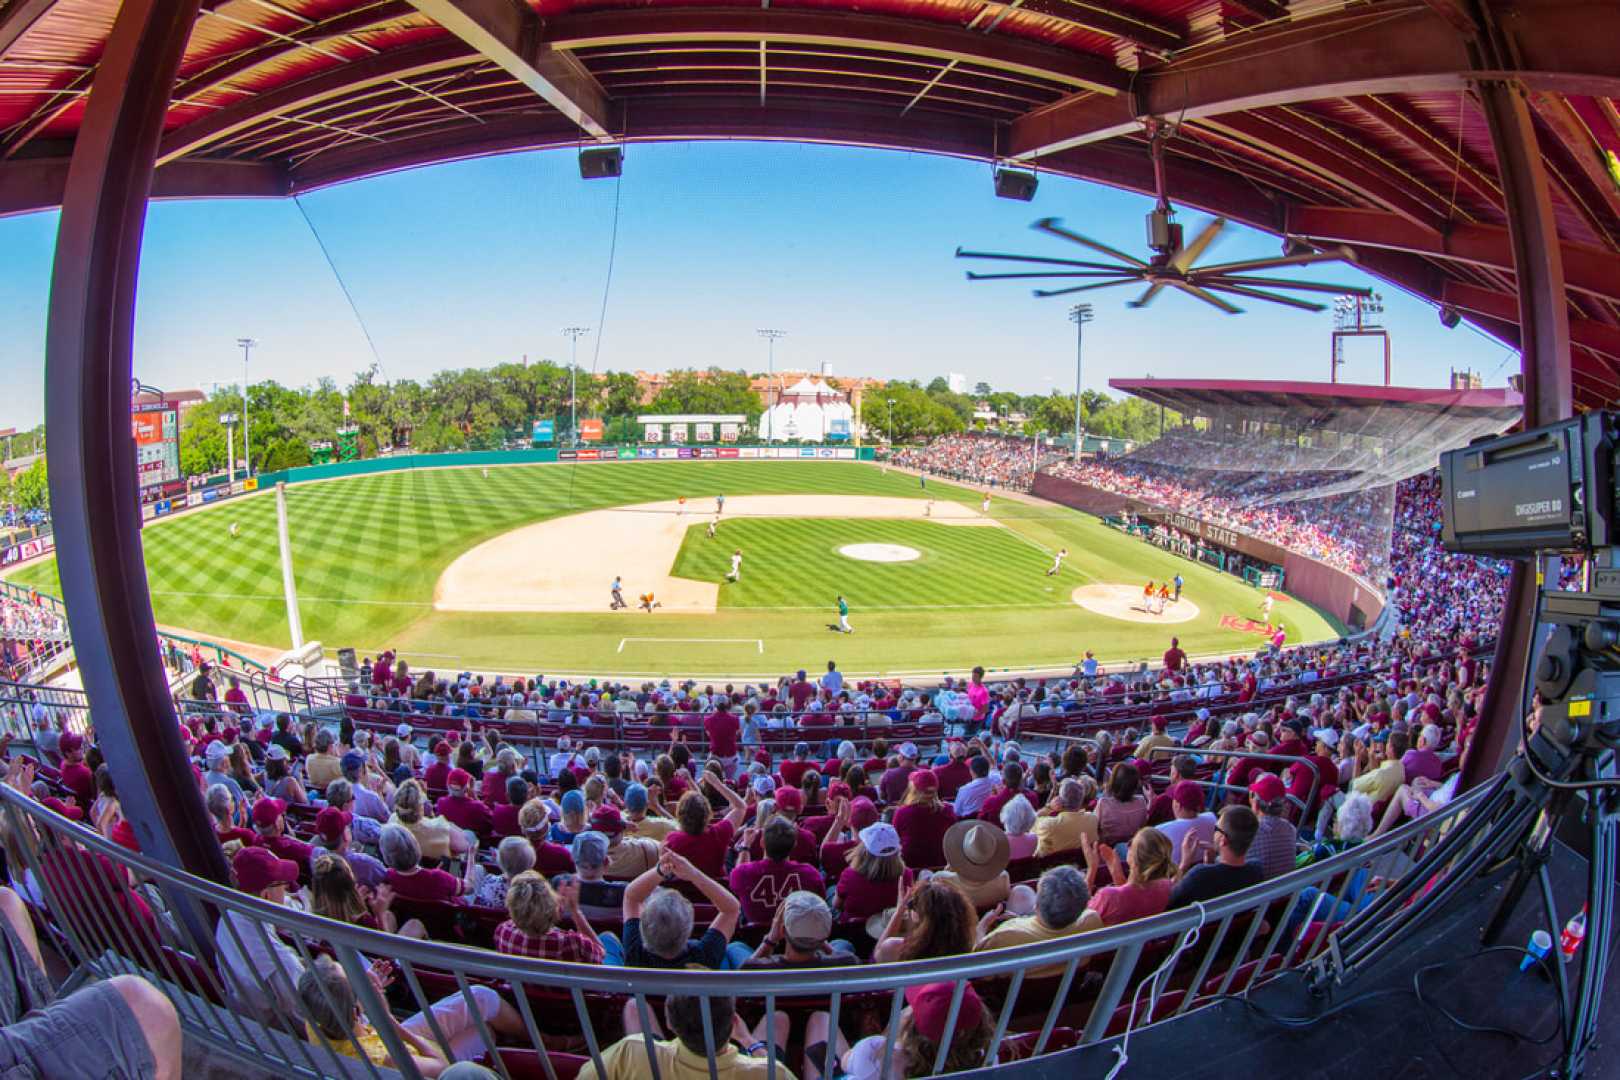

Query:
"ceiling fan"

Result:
[[956, 122, 1374, 314]]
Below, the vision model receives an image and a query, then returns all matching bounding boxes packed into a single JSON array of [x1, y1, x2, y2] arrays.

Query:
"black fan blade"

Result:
[[967, 270, 1147, 281], [1192, 245, 1357, 276], [1168, 280, 1243, 314], [1032, 218, 1147, 268], [956, 248, 1133, 272], [1170, 217, 1227, 273], [1201, 281, 1327, 312], [1032, 277, 1142, 298], [1196, 274, 1373, 296], [1125, 282, 1167, 308]]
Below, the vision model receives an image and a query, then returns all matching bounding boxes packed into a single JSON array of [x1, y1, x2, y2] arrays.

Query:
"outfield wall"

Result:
[[135, 445, 877, 524], [1030, 472, 1383, 631]]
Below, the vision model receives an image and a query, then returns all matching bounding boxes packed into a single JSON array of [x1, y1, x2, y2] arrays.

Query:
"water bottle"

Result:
[[1558, 903, 1588, 963]]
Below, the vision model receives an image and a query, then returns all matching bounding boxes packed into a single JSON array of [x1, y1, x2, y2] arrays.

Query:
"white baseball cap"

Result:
[[859, 822, 901, 858]]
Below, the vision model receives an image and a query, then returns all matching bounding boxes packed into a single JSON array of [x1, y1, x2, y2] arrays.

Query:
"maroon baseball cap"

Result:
[[1249, 773, 1287, 803], [314, 807, 351, 844], [251, 797, 287, 828], [233, 846, 299, 894], [58, 732, 84, 756], [827, 780, 852, 802], [446, 768, 472, 790], [1170, 781, 1204, 812], [432, 740, 452, 756], [908, 768, 939, 794], [1151, 714, 1169, 731], [849, 796, 879, 830], [589, 805, 626, 835], [905, 982, 985, 1044], [774, 787, 804, 813]]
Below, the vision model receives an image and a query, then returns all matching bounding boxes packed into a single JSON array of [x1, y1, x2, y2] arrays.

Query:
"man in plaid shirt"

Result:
[[494, 871, 606, 963]]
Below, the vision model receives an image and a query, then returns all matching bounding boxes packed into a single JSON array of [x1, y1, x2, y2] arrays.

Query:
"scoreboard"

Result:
[[132, 401, 181, 493]]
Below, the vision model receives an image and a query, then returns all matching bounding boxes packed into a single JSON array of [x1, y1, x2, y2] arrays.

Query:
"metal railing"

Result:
[[0, 778, 1491, 1080]]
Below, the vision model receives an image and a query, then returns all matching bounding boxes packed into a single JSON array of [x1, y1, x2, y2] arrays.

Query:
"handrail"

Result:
[[0, 777, 1493, 1080]]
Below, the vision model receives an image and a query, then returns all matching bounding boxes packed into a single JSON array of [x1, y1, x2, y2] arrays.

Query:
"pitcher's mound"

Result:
[[840, 543, 920, 563], [1072, 583, 1200, 624]]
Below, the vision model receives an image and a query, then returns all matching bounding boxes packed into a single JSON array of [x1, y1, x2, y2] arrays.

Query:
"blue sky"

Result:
[[0, 140, 1514, 430]]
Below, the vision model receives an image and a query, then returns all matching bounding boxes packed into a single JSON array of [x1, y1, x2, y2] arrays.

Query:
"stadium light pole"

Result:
[[237, 337, 256, 475], [887, 397, 896, 446], [562, 327, 591, 445], [1068, 305, 1093, 460], [221, 412, 238, 482], [757, 328, 787, 382]]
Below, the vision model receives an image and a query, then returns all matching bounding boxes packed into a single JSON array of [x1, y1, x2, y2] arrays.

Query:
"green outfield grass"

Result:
[[7, 460, 1344, 675]]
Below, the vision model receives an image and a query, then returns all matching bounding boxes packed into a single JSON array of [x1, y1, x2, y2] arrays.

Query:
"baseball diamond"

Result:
[[7, 460, 1340, 675]]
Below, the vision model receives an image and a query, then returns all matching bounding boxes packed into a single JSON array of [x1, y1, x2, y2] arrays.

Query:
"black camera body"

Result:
[[1440, 412, 1617, 557]]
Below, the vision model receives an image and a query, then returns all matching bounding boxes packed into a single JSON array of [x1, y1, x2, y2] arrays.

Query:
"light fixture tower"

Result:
[[561, 327, 591, 445], [1068, 304, 1093, 459], [236, 338, 257, 475], [221, 412, 238, 482], [757, 328, 787, 386]]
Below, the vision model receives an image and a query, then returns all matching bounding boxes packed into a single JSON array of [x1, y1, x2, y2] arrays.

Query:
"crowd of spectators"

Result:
[[0, 596, 70, 682], [1041, 429, 1396, 578], [884, 434, 1045, 492]]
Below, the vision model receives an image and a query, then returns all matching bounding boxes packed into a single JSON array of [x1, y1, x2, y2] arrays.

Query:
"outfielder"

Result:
[[726, 549, 743, 583], [835, 595, 853, 634], [706, 516, 719, 539], [229, 522, 241, 539], [1045, 548, 1068, 577]]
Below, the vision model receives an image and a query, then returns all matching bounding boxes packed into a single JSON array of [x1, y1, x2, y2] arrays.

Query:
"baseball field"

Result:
[[7, 460, 1343, 676]]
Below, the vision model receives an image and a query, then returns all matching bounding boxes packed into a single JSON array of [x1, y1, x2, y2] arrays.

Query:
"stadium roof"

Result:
[[2, 0, 1618, 405], [1108, 375, 1522, 417]]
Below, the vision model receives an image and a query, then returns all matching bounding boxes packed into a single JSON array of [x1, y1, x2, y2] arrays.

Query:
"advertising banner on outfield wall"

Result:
[[558, 450, 576, 461], [243, 477, 259, 492], [719, 447, 739, 458], [186, 492, 203, 507], [532, 419, 555, 444], [638, 448, 657, 459], [578, 419, 604, 442], [201, 489, 219, 503], [658, 448, 678, 459], [739, 447, 760, 458]]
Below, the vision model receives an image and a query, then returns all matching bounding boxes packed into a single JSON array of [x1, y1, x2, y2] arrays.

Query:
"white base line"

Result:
[[618, 637, 764, 654]]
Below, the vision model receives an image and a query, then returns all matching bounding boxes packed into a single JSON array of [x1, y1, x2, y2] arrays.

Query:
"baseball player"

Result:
[[610, 576, 626, 610], [925, 499, 935, 518], [1157, 583, 1171, 613], [726, 549, 743, 583], [677, 496, 687, 516], [1260, 591, 1275, 626], [981, 493, 991, 514], [640, 592, 661, 613], [229, 522, 241, 539], [1045, 548, 1068, 577], [1143, 580, 1155, 612], [706, 516, 719, 539], [835, 595, 853, 634]]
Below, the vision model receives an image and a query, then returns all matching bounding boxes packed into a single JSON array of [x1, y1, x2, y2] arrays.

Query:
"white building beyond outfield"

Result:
[[757, 377, 855, 443]]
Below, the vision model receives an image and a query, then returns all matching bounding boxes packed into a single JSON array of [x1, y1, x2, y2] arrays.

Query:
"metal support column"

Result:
[[1463, 75, 1574, 793], [43, 0, 225, 879]]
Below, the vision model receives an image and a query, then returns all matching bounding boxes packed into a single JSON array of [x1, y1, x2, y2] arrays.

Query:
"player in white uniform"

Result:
[[726, 549, 743, 583], [924, 499, 935, 518], [1045, 548, 1068, 577], [706, 516, 718, 539], [981, 493, 991, 514], [229, 522, 240, 539], [1260, 592, 1275, 626]]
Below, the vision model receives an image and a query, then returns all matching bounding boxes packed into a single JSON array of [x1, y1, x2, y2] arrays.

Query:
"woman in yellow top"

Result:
[[298, 954, 523, 1077], [388, 778, 473, 861]]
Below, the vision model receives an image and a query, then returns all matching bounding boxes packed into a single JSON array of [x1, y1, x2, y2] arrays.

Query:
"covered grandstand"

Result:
[[1036, 377, 1521, 628]]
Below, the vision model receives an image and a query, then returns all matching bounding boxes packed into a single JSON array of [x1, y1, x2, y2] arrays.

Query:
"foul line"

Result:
[[618, 637, 764, 654]]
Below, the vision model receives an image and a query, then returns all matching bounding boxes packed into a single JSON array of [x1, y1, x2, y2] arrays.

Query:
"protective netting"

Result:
[[1043, 392, 1520, 584]]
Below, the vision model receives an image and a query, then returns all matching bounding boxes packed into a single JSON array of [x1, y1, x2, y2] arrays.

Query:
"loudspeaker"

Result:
[[1438, 304, 1462, 329], [578, 146, 623, 179], [993, 167, 1038, 201]]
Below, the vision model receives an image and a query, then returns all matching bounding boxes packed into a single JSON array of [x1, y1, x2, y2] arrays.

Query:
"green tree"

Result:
[[925, 376, 951, 396], [649, 368, 761, 420], [12, 459, 47, 511], [973, 381, 993, 397]]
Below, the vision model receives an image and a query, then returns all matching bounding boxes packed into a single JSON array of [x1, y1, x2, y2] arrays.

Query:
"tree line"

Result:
[[4, 362, 1174, 488]]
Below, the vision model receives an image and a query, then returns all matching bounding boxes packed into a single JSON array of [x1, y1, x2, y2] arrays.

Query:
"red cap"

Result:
[[58, 732, 84, 756], [908, 768, 939, 794], [1170, 781, 1204, 812], [251, 798, 287, 828], [774, 787, 804, 813], [221, 726, 239, 742], [849, 796, 879, 830], [1151, 714, 1168, 731], [589, 805, 625, 835], [827, 781, 852, 802], [233, 846, 299, 894], [446, 768, 472, 790], [433, 740, 452, 756], [41, 796, 83, 821], [1249, 773, 1287, 803], [111, 819, 141, 853], [905, 982, 985, 1044], [314, 807, 352, 843]]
